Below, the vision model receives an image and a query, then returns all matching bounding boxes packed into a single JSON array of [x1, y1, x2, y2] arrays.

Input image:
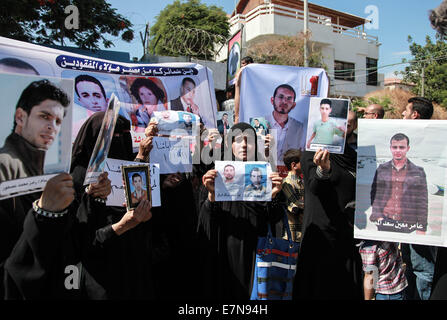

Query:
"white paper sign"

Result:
[[149, 136, 192, 174], [104, 158, 160, 207]]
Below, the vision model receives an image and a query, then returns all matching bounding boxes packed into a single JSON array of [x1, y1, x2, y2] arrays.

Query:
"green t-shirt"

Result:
[[312, 119, 343, 145]]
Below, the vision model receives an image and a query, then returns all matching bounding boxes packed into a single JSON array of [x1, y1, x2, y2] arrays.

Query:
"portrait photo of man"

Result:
[[369, 133, 428, 234], [265, 84, 304, 162], [72, 74, 110, 140], [222, 164, 241, 197], [217, 112, 231, 135], [170, 77, 200, 116], [244, 166, 267, 198], [0, 57, 39, 75], [0, 78, 70, 182], [306, 98, 346, 150], [129, 172, 148, 205]]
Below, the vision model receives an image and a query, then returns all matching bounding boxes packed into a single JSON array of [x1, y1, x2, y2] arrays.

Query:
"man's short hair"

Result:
[[182, 77, 196, 88], [273, 84, 296, 101], [241, 56, 254, 64], [74, 74, 106, 99], [250, 166, 262, 175], [224, 164, 235, 170], [130, 78, 165, 105], [0, 57, 39, 75], [408, 97, 433, 119], [390, 133, 410, 146], [14, 79, 70, 130], [283, 149, 302, 171], [320, 98, 332, 107], [132, 173, 142, 182]]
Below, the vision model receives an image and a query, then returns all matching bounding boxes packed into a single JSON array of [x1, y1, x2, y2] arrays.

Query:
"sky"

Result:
[[105, 0, 442, 79]]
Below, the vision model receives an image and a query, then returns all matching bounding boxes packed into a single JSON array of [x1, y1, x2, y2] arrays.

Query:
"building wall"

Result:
[[218, 2, 383, 97]]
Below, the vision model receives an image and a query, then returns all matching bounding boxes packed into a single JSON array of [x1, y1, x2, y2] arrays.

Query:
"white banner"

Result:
[[0, 36, 217, 153], [239, 64, 329, 167]]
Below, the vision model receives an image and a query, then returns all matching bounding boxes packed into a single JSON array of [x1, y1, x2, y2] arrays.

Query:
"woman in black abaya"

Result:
[[71, 112, 156, 299], [197, 122, 285, 300], [292, 146, 363, 300]]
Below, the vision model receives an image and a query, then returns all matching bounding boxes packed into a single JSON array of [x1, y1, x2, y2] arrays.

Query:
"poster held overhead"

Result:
[[84, 93, 120, 185], [238, 64, 329, 167], [305, 97, 349, 154]]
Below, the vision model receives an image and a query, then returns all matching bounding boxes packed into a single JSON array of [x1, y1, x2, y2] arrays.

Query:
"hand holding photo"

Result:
[[122, 164, 151, 209], [84, 93, 121, 185]]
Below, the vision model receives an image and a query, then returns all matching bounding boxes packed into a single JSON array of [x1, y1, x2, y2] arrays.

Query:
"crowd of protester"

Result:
[[0, 54, 447, 301]]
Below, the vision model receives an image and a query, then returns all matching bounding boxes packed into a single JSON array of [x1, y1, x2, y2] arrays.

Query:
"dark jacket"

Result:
[[370, 159, 428, 231]]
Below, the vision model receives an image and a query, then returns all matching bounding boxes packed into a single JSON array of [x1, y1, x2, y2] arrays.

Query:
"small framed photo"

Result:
[[121, 164, 151, 209]]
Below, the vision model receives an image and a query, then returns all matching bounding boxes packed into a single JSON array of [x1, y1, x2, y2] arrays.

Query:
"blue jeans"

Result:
[[402, 244, 437, 300], [376, 292, 404, 300]]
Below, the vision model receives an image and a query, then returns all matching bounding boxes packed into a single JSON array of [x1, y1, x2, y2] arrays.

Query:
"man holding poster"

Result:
[[369, 133, 428, 234]]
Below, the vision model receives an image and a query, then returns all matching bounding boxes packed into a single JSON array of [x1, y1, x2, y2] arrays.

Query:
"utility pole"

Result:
[[303, 0, 309, 67]]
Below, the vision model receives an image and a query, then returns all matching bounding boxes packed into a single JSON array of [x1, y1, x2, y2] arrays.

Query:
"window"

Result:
[[334, 60, 355, 82], [366, 57, 378, 86]]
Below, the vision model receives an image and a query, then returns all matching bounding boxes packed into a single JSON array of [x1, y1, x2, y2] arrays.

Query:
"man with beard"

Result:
[[266, 84, 304, 163]]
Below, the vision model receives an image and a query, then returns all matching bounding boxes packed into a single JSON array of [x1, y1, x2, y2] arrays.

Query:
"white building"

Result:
[[217, 0, 384, 97]]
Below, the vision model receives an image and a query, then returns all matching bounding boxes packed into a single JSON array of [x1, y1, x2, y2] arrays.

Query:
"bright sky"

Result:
[[105, 0, 441, 78]]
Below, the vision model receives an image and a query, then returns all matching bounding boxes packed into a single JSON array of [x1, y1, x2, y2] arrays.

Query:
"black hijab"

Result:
[[331, 141, 357, 175], [224, 122, 258, 161], [70, 112, 133, 195]]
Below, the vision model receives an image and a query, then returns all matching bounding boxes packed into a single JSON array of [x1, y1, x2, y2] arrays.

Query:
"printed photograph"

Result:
[[122, 164, 151, 209], [354, 119, 447, 247], [306, 97, 349, 154]]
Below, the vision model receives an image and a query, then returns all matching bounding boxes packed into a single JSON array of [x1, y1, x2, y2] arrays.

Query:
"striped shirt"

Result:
[[359, 241, 408, 295]]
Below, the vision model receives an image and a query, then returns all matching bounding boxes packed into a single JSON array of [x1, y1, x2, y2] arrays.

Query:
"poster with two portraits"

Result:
[[355, 119, 447, 247], [238, 64, 349, 173]]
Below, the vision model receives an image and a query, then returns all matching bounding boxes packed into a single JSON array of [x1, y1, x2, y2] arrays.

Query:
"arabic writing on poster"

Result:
[[149, 136, 192, 174], [56, 55, 198, 76], [0, 174, 57, 200]]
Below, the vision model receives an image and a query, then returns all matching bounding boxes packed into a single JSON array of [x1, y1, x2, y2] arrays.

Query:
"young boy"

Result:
[[282, 149, 305, 242]]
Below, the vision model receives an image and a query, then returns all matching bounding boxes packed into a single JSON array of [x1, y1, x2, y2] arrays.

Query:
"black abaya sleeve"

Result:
[[3, 206, 79, 299]]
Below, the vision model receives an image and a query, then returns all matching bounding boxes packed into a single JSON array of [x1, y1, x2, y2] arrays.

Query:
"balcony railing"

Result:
[[229, 3, 379, 44]]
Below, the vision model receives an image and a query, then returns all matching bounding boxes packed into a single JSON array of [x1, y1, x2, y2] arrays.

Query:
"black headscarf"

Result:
[[70, 112, 133, 195], [331, 141, 357, 175], [224, 122, 258, 161]]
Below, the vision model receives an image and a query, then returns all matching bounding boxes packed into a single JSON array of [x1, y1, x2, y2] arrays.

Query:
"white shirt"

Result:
[[266, 113, 289, 161]]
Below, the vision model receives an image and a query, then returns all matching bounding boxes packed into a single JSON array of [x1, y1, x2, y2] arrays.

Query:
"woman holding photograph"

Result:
[[130, 78, 166, 132], [292, 142, 363, 299], [198, 122, 285, 300], [70, 111, 159, 299]]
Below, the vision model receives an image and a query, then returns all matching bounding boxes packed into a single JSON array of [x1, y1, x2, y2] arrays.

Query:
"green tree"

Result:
[[149, 0, 229, 59], [399, 35, 447, 107], [0, 0, 133, 50], [246, 33, 325, 68]]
